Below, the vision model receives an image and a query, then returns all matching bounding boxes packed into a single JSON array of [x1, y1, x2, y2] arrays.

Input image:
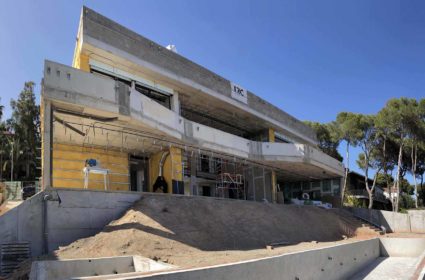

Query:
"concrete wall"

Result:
[[347, 207, 425, 233], [0, 191, 44, 256], [0, 189, 141, 260], [379, 238, 425, 257], [131, 239, 380, 280], [407, 210, 425, 233], [29, 255, 173, 280]]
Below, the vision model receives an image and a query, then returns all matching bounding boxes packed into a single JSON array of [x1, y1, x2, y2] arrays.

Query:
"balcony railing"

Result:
[[348, 189, 388, 203]]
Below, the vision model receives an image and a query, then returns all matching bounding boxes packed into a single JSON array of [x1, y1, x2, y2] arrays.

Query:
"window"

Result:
[[302, 181, 310, 191], [135, 84, 171, 109], [91, 68, 131, 86], [293, 182, 301, 191], [322, 180, 331, 192], [312, 181, 321, 189]]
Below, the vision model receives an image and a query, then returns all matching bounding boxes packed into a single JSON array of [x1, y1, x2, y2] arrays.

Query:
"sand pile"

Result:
[[55, 194, 378, 268]]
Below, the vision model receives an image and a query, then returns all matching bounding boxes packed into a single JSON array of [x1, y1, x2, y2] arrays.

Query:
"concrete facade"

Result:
[[40, 6, 345, 204]]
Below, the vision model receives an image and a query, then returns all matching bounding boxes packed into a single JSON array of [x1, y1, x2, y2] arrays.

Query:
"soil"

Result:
[[0, 200, 22, 216], [55, 194, 380, 268]]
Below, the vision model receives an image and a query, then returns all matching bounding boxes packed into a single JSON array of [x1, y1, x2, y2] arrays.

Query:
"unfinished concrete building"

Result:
[[40, 7, 345, 204]]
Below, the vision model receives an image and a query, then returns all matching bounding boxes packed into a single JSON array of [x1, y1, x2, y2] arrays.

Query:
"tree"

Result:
[[0, 97, 3, 121], [416, 145, 425, 206], [0, 98, 5, 180], [355, 114, 381, 209], [8, 82, 40, 180], [376, 98, 424, 212], [304, 121, 343, 161], [335, 112, 363, 205], [408, 100, 425, 208], [399, 193, 415, 211]]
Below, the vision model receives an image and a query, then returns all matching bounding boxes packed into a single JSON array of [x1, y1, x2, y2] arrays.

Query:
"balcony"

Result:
[[43, 60, 345, 180]]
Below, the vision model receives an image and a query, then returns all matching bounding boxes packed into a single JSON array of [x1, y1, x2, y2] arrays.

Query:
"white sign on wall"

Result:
[[230, 82, 248, 104]]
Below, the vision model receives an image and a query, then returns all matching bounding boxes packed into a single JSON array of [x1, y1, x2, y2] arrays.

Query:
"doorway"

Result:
[[130, 156, 149, 192]]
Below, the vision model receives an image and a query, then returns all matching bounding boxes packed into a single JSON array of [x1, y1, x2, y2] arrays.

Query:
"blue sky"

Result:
[[0, 0, 424, 179]]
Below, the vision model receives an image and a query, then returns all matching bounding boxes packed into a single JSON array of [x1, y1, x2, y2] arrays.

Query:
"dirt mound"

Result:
[[56, 194, 378, 268]]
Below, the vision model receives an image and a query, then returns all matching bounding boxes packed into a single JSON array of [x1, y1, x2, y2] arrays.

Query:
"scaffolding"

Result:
[[52, 113, 312, 200], [215, 158, 245, 199]]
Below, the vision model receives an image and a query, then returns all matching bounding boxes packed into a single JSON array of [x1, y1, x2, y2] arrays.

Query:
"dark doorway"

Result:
[[130, 156, 149, 192], [202, 186, 211, 197]]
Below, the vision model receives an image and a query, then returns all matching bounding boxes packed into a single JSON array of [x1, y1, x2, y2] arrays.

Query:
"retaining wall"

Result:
[[0, 189, 142, 257], [131, 239, 380, 280], [346, 207, 425, 233]]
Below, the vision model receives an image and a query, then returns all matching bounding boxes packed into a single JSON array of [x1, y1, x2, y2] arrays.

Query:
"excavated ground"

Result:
[[55, 194, 380, 268]]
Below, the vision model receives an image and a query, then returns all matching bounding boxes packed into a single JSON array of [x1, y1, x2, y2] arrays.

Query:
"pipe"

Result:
[[42, 193, 52, 254], [42, 191, 61, 254], [158, 151, 169, 176]]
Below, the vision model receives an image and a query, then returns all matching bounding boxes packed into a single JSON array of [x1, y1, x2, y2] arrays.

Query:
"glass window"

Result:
[[333, 188, 340, 196], [332, 179, 341, 187], [293, 182, 301, 191], [312, 181, 321, 189], [302, 181, 310, 191], [322, 180, 331, 192]]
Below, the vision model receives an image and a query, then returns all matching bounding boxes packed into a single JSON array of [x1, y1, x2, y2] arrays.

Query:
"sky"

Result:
[[0, 0, 424, 179]]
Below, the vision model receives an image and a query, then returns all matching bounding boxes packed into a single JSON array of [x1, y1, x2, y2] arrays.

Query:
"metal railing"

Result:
[[0, 181, 40, 201], [348, 189, 388, 203]]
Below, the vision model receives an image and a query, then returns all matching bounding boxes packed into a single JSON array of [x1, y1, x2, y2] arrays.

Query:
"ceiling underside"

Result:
[[179, 92, 269, 138]]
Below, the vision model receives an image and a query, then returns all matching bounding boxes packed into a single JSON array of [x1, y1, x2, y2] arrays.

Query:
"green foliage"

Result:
[[304, 121, 343, 161], [335, 112, 364, 146], [344, 193, 366, 208], [375, 173, 394, 188], [0, 97, 3, 121], [399, 178, 414, 195], [399, 193, 415, 210], [0, 82, 40, 181]]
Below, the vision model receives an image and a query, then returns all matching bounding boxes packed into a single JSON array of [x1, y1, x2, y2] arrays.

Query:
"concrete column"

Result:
[[41, 99, 52, 190], [268, 128, 275, 142], [271, 170, 277, 203], [190, 153, 197, 196], [171, 91, 180, 114], [268, 128, 277, 203]]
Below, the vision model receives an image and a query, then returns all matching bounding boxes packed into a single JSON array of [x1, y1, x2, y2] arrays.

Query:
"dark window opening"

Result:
[[90, 67, 171, 109], [90, 68, 131, 87], [200, 156, 210, 173], [180, 107, 250, 137], [275, 134, 292, 144], [135, 84, 171, 109]]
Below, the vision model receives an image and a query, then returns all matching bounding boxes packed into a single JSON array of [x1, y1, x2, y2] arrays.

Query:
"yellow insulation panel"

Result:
[[52, 143, 129, 191]]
